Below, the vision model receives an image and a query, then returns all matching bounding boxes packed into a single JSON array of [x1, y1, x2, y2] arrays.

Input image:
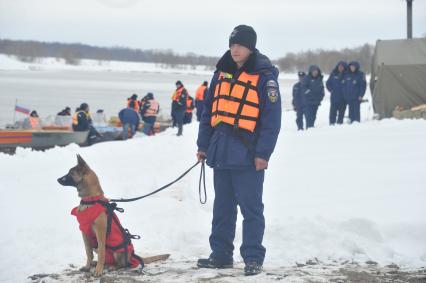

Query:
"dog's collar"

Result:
[[81, 195, 106, 202]]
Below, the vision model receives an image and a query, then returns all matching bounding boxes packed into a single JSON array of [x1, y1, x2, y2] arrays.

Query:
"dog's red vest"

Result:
[[71, 196, 140, 267]]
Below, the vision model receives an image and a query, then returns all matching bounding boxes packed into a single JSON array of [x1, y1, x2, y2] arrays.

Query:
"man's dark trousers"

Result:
[[175, 109, 185, 135], [209, 167, 266, 264]]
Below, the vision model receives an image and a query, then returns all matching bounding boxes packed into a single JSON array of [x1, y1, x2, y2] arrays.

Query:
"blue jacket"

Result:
[[326, 61, 347, 103], [301, 65, 325, 106], [292, 81, 304, 109], [73, 111, 91, 132], [342, 61, 367, 101], [119, 107, 140, 127], [197, 50, 282, 169]]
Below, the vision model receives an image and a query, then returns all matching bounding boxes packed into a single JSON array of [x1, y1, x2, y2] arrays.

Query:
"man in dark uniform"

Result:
[[342, 61, 367, 123], [196, 25, 281, 276], [195, 81, 209, 121], [172, 80, 188, 136], [301, 65, 324, 129], [292, 71, 306, 130], [326, 61, 347, 125]]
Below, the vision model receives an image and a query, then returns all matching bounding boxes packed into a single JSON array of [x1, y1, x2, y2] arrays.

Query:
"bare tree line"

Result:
[[0, 39, 374, 73], [0, 39, 219, 68], [275, 44, 374, 74]]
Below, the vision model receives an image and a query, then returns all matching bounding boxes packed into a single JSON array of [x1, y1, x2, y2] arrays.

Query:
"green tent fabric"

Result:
[[370, 38, 426, 118]]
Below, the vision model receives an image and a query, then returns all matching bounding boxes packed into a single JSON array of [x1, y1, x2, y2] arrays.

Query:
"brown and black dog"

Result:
[[58, 154, 169, 276]]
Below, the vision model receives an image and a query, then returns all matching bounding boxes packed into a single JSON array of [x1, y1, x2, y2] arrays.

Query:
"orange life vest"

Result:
[[72, 111, 90, 126], [195, 85, 207, 101], [127, 99, 140, 112], [172, 87, 186, 102], [72, 112, 79, 126], [29, 117, 40, 129], [144, 99, 159, 117], [211, 72, 260, 133], [186, 96, 194, 113]]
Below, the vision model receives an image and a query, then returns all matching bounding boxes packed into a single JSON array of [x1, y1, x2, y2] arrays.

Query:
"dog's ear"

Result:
[[76, 154, 90, 171]]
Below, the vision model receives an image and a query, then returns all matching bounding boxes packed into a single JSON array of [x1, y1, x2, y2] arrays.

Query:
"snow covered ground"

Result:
[[1, 98, 426, 282], [1, 53, 425, 282]]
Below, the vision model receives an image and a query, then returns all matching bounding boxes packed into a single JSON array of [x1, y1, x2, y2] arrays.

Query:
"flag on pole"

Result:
[[15, 105, 31, 115]]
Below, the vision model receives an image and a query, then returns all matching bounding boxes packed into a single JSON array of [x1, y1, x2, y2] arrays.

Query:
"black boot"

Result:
[[244, 262, 262, 276], [197, 257, 233, 269]]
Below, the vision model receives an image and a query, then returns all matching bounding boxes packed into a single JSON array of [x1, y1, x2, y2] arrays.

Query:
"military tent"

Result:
[[370, 38, 426, 118]]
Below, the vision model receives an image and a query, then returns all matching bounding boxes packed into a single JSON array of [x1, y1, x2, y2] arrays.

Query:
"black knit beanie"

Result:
[[229, 25, 257, 51]]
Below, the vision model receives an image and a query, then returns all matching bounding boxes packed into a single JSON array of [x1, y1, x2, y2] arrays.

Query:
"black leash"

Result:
[[110, 160, 207, 204]]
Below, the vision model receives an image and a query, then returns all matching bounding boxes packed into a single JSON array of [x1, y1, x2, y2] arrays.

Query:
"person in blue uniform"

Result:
[[342, 61, 367, 123], [172, 80, 188, 136], [196, 25, 281, 276], [301, 65, 324, 129], [326, 61, 347, 125], [292, 71, 306, 130]]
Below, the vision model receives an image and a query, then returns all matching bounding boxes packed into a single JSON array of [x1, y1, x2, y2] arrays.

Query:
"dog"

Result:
[[58, 154, 169, 276]]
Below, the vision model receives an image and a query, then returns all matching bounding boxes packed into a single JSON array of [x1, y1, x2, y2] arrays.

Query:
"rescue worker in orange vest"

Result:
[[195, 81, 208, 121], [172, 80, 188, 136], [23, 110, 42, 129], [127, 94, 140, 112], [196, 25, 281, 276], [183, 94, 195, 124], [140, 92, 160, 135]]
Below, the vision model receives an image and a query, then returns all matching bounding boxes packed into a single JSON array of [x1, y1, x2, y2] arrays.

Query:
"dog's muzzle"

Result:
[[57, 174, 77, 187]]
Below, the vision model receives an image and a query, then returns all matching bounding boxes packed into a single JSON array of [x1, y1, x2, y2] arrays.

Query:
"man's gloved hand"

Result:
[[197, 151, 207, 162]]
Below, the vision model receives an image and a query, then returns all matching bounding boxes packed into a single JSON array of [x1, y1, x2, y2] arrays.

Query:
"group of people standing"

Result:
[[292, 61, 367, 130], [171, 80, 208, 136], [119, 93, 160, 139]]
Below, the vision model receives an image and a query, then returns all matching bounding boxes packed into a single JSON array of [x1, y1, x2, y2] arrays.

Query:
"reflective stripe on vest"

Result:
[[211, 71, 260, 132], [195, 85, 206, 101], [144, 100, 159, 117]]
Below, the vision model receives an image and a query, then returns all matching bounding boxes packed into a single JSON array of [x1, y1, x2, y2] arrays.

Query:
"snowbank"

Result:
[[0, 54, 213, 75], [0, 113, 426, 282]]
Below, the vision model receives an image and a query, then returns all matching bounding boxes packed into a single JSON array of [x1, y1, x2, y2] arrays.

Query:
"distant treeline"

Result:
[[0, 39, 219, 68], [0, 38, 374, 73], [275, 44, 374, 74]]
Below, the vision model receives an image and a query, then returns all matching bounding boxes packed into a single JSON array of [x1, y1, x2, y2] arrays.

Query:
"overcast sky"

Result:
[[1, 0, 425, 59]]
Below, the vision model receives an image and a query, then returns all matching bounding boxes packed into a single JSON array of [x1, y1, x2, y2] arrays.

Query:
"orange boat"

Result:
[[0, 129, 89, 151]]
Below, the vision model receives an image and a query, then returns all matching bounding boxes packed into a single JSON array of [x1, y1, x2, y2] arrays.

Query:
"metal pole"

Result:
[[407, 0, 413, 39], [13, 99, 17, 124]]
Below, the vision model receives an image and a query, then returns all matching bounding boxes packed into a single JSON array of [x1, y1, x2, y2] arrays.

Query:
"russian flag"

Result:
[[15, 105, 31, 115]]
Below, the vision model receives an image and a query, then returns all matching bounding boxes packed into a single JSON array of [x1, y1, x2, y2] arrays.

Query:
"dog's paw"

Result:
[[93, 265, 104, 277]]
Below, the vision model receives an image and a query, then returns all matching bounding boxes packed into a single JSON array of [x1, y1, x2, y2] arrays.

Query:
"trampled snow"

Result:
[[1, 110, 425, 282]]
